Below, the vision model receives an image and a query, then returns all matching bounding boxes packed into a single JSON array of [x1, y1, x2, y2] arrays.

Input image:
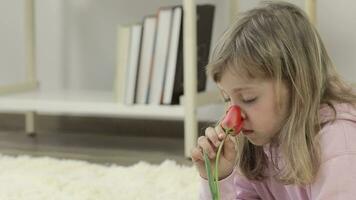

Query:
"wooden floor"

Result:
[[0, 130, 192, 166], [0, 114, 203, 167]]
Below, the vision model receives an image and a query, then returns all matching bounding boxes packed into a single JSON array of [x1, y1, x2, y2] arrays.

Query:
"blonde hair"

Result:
[[207, 1, 356, 185]]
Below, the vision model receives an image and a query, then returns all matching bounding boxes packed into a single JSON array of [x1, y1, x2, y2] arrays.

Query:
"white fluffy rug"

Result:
[[0, 154, 199, 200]]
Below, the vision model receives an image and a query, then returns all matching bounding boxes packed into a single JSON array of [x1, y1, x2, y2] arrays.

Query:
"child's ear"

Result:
[[275, 81, 291, 111]]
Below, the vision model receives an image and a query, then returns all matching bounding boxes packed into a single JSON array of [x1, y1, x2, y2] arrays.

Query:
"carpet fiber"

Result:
[[0, 154, 199, 200]]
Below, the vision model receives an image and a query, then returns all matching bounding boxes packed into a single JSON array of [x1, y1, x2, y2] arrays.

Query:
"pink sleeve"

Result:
[[199, 169, 261, 200], [311, 154, 356, 199], [311, 120, 356, 199]]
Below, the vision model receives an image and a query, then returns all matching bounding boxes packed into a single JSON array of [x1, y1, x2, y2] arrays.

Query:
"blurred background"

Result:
[[0, 0, 355, 166]]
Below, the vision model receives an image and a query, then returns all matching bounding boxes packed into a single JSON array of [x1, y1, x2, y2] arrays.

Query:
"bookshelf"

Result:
[[0, 90, 185, 119], [0, 0, 223, 157]]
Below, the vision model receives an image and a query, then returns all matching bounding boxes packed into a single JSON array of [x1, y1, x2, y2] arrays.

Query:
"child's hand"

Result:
[[191, 125, 237, 180]]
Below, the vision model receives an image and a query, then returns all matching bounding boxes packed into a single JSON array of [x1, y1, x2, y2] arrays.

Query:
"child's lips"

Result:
[[242, 129, 254, 135]]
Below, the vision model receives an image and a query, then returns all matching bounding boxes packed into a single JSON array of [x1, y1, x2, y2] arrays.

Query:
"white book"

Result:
[[162, 7, 182, 104], [114, 25, 131, 104], [148, 8, 173, 105], [135, 16, 157, 104], [124, 24, 142, 105]]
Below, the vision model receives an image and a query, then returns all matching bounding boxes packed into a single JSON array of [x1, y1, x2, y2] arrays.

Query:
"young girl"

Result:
[[191, 2, 356, 199]]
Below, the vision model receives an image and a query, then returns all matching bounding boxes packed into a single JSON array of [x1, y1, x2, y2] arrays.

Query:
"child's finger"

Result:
[[190, 146, 209, 179], [205, 127, 220, 148], [197, 136, 216, 159], [214, 125, 237, 162], [190, 146, 203, 162], [223, 135, 237, 162], [215, 125, 226, 140]]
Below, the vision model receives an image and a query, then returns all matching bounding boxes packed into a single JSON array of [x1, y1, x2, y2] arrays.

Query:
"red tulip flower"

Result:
[[220, 105, 244, 135], [203, 105, 244, 200]]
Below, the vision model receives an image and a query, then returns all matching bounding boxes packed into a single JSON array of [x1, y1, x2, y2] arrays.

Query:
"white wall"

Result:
[[0, 1, 27, 85], [317, 1, 356, 83], [34, 0, 229, 91], [1, 0, 355, 120], [36, 0, 63, 90]]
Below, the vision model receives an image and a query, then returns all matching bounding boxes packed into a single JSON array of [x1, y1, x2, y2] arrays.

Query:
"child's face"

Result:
[[217, 70, 290, 146]]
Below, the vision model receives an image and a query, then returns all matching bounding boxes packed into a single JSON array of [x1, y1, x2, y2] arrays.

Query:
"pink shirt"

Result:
[[199, 103, 356, 199]]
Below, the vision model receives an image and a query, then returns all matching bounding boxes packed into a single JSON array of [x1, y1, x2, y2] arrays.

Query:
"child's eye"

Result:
[[242, 97, 257, 104]]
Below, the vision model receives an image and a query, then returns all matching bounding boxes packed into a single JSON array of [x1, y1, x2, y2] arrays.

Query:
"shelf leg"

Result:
[[25, 111, 36, 135], [229, 0, 239, 23], [305, 0, 317, 25], [25, 0, 37, 84], [183, 0, 198, 157]]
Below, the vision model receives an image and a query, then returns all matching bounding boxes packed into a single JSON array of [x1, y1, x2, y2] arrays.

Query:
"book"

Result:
[[135, 16, 157, 104], [114, 25, 131, 104], [148, 7, 174, 105], [124, 24, 143, 105], [162, 5, 215, 105], [162, 6, 183, 105]]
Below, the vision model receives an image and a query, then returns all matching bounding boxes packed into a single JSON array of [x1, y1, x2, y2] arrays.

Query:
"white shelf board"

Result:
[[0, 90, 185, 120]]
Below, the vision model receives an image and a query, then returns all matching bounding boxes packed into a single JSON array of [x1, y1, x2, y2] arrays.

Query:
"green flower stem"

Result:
[[214, 133, 229, 200], [203, 150, 218, 199]]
